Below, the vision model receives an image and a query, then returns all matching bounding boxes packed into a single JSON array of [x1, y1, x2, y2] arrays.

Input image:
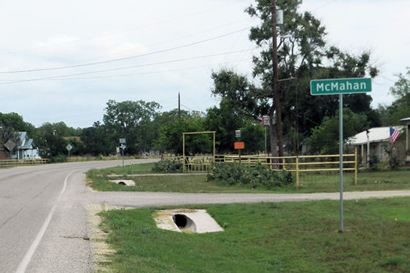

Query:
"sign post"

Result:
[[66, 144, 73, 158], [234, 142, 245, 163], [310, 77, 372, 233], [119, 138, 126, 168]]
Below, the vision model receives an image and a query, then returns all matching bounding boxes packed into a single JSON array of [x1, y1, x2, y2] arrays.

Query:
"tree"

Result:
[[33, 122, 77, 157], [155, 110, 211, 155], [308, 109, 368, 154], [103, 100, 160, 154], [0, 112, 35, 134], [378, 68, 410, 125], [233, 0, 379, 156], [205, 98, 264, 153], [81, 122, 115, 155]]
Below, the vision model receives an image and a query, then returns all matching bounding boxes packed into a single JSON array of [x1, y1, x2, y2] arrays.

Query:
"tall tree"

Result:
[[378, 68, 410, 125], [103, 100, 160, 154], [211, 0, 378, 155], [155, 110, 211, 155]]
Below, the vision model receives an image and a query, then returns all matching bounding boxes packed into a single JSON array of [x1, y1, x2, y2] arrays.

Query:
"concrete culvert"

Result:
[[109, 180, 135, 186], [154, 209, 224, 234], [172, 214, 196, 232]]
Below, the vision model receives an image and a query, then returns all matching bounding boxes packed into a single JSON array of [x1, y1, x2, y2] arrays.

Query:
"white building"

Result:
[[11, 132, 41, 160], [348, 126, 405, 167]]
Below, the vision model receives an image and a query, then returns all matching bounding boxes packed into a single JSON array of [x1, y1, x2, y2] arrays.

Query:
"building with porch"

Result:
[[400, 117, 410, 164], [348, 126, 405, 167]]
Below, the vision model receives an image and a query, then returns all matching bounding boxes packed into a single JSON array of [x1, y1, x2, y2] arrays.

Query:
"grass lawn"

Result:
[[98, 198, 410, 273], [88, 163, 410, 193]]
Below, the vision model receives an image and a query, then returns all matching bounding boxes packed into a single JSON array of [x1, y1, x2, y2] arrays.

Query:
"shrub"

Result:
[[152, 159, 182, 173], [49, 154, 67, 163], [207, 163, 293, 189]]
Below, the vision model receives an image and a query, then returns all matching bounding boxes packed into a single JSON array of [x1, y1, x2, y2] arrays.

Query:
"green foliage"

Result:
[[208, 0, 379, 155], [81, 121, 115, 155], [33, 122, 77, 157], [49, 154, 67, 163], [0, 112, 35, 150], [205, 99, 265, 153], [208, 163, 293, 189], [385, 145, 401, 170], [155, 111, 211, 155], [308, 109, 368, 154], [378, 68, 410, 125], [151, 160, 182, 173], [103, 100, 160, 154]]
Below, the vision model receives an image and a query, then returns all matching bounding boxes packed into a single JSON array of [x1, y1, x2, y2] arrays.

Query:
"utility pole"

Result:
[[178, 92, 181, 117], [271, 0, 284, 158]]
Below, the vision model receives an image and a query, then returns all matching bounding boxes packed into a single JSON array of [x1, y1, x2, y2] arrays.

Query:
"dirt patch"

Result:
[[87, 204, 118, 273]]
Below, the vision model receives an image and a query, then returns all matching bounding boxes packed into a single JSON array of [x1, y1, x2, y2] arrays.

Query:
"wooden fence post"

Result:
[[296, 156, 300, 188], [354, 147, 358, 185]]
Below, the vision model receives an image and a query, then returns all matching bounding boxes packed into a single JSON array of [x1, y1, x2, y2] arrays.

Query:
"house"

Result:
[[347, 126, 405, 167], [400, 117, 410, 164], [10, 132, 41, 160]]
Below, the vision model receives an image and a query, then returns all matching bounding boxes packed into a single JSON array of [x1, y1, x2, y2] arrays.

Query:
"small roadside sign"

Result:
[[235, 130, 241, 138], [66, 144, 73, 151], [262, 115, 270, 126], [4, 140, 16, 151], [120, 144, 126, 150], [234, 141, 245, 150], [119, 138, 126, 144]]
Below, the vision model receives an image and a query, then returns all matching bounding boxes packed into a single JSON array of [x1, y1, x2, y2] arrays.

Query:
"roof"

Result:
[[348, 126, 404, 145], [400, 117, 410, 124], [16, 131, 36, 150]]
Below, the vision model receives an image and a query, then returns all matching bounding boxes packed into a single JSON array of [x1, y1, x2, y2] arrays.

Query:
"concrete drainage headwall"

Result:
[[154, 209, 224, 234], [109, 179, 135, 187]]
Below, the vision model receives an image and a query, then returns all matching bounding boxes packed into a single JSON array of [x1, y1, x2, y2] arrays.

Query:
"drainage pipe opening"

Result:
[[172, 214, 196, 232]]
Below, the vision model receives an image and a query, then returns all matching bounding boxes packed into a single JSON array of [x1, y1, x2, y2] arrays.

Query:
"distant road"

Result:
[[1, 160, 409, 273]]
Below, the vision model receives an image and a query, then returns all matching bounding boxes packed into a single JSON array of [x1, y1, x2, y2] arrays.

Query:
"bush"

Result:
[[49, 154, 67, 163], [207, 163, 293, 189], [152, 159, 182, 173]]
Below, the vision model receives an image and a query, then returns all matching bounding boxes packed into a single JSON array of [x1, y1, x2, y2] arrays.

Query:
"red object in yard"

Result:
[[234, 142, 245, 150]]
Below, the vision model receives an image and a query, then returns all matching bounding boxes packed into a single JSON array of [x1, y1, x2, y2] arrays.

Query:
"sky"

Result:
[[0, 0, 408, 128]]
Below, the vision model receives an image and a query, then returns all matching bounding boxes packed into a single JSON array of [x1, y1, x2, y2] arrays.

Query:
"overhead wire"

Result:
[[0, 48, 256, 84], [0, 27, 249, 74], [0, 58, 253, 85]]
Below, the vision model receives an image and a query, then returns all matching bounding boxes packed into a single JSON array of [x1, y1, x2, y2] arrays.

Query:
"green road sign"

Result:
[[310, 78, 372, 95]]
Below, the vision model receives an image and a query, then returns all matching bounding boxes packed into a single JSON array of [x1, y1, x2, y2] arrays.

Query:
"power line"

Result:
[[0, 48, 255, 83], [0, 49, 255, 84], [0, 58, 252, 85], [0, 28, 249, 74]]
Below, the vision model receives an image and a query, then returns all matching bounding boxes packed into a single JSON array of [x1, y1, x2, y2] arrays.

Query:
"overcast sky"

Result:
[[0, 0, 408, 128]]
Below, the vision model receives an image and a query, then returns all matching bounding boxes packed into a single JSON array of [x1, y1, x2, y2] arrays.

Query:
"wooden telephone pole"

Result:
[[271, 0, 284, 158]]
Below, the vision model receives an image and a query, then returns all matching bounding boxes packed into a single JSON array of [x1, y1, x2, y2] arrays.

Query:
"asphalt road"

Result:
[[1, 160, 409, 273], [0, 159, 156, 273]]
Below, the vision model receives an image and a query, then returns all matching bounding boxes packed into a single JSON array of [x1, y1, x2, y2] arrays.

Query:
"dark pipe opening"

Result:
[[173, 214, 188, 228], [118, 182, 126, 185]]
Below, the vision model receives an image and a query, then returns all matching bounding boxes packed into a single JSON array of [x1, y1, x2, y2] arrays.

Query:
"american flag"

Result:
[[390, 127, 401, 143]]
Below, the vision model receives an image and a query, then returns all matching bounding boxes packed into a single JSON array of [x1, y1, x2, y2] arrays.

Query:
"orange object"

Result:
[[234, 141, 245, 150]]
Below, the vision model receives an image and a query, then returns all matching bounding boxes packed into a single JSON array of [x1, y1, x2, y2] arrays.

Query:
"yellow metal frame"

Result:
[[177, 146, 359, 186], [182, 131, 216, 172]]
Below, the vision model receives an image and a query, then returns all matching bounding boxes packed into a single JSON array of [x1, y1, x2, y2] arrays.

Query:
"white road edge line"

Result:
[[15, 171, 74, 273]]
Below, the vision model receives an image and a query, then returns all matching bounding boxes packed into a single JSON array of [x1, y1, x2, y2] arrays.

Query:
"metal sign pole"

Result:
[[122, 147, 124, 168], [339, 94, 344, 233]]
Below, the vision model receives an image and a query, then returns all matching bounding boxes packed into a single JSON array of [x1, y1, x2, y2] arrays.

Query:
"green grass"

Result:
[[99, 198, 410, 273], [298, 169, 410, 192], [88, 163, 410, 193]]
